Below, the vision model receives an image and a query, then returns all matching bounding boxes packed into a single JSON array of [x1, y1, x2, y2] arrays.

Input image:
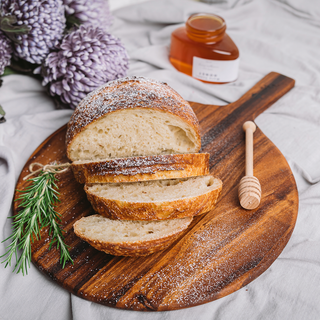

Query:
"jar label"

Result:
[[192, 56, 239, 83]]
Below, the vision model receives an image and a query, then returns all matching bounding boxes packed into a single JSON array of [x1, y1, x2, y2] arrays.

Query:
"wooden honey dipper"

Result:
[[238, 121, 261, 210]]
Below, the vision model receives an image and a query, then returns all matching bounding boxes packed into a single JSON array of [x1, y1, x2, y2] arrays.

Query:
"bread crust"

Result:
[[73, 215, 192, 256], [66, 76, 201, 160], [72, 153, 209, 184], [84, 177, 222, 221]]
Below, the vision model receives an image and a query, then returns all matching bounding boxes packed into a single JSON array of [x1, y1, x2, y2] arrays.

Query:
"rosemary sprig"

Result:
[[1, 171, 73, 275]]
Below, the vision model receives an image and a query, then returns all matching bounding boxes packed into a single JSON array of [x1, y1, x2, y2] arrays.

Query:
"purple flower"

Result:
[[0, 31, 12, 75], [63, 0, 113, 30], [41, 25, 129, 109], [0, 0, 66, 65]]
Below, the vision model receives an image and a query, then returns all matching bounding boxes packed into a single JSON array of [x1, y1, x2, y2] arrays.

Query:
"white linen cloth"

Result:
[[1, 0, 320, 319]]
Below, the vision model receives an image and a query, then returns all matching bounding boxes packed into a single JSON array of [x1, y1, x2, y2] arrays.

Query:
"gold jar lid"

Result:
[[186, 13, 226, 43]]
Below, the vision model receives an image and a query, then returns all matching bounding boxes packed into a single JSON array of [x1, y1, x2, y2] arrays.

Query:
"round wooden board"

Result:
[[14, 72, 298, 311]]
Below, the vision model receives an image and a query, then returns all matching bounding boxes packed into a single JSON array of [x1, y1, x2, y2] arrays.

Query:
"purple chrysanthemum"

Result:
[[63, 0, 113, 30], [41, 25, 129, 109], [0, 0, 66, 65], [0, 31, 12, 75]]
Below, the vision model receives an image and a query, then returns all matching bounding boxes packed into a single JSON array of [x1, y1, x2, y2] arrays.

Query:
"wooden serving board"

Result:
[[14, 72, 298, 311]]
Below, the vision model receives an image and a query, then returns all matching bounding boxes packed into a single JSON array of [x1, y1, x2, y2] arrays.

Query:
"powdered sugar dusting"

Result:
[[66, 76, 200, 147], [77, 154, 195, 176], [92, 165, 182, 176], [78, 154, 188, 167]]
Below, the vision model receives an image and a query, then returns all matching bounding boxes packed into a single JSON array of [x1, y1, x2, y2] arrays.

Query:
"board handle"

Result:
[[230, 72, 295, 121], [199, 72, 295, 153]]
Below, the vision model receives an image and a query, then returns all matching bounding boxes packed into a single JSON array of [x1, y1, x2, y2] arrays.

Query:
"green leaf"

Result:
[[0, 105, 5, 117], [0, 105, 6, 123], [2, 67, 18, 76], [0, 15, 30, 43], [66, 14, 82, 29]]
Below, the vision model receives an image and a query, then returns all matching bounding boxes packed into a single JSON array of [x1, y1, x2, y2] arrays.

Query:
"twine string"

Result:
[[23, 162, 71, 181]]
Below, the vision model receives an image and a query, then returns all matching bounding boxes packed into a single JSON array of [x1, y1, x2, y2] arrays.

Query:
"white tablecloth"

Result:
[[1, 0, 320, 319]]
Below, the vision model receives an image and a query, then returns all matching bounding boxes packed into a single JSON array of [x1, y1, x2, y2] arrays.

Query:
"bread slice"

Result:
[[73, 214, 192, 256], [66, 76, 201, 162], [84, 175, 222, 221], [72, 153, 209, 184]]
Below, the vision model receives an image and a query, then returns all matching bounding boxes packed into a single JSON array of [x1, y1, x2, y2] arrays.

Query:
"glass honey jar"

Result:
[[169, 13, 239, 84]]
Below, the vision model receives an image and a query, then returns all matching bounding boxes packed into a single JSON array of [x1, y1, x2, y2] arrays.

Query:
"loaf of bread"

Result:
[[66, 76, 201, 162], [84, 175, 222, 220], [73, 214, 192, 256], [69, 76, 223, 257], [72, 153, 209, 184]]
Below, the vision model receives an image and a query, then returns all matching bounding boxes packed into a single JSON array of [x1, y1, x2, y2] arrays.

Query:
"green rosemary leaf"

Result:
[[49, 218, 73, 269], [1, 171, 74, 275]]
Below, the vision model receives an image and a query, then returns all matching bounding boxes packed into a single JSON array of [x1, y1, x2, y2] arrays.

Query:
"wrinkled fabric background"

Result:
[[1, 0, 320, 319]]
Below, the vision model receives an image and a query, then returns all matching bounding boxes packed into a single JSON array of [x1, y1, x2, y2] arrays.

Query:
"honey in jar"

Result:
[[169, 13, 239, 84]]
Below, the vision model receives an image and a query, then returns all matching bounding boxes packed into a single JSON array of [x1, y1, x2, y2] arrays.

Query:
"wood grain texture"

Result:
[[13, 72, 298, 311]]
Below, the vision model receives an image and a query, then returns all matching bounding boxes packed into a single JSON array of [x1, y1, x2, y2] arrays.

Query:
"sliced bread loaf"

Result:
[[73, 214, 192, 256], [66, 76, 201, 162], [72, 153, 209, 184], [84, 175, 222, 221]]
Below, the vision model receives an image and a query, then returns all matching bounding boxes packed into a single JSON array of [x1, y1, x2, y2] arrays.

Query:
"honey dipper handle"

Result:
[[243, 121, 256, 177], [239, 121, 261, 210]]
